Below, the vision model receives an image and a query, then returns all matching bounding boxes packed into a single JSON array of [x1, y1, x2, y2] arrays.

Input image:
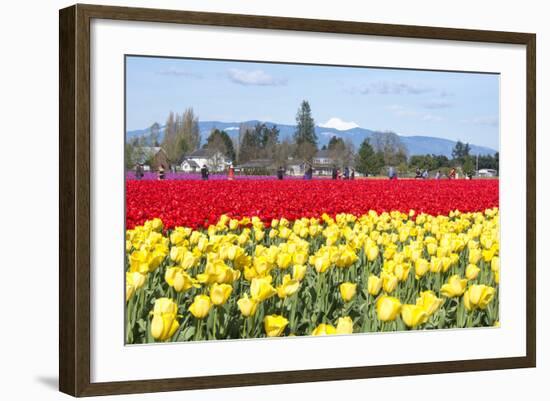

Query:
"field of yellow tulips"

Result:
[[125, 208, 499, 343]]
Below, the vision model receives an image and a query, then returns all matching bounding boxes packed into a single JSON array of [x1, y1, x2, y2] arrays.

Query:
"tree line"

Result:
[[125, 100, 498, 176]]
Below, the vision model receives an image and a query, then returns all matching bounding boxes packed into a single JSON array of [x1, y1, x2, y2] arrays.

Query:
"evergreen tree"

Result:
[[328, 136, 344, 150], [205, 129, 236, 161], [355, 139, 384, 176], [452, 140, 471, 164], [238, 126, 260, 163], [294, 100, 317, 161]]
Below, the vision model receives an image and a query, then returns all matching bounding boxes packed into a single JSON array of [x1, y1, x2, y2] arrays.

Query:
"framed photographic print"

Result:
[[59, 3, 536, 397]]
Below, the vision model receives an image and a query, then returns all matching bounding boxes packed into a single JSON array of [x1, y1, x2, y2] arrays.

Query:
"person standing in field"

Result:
[[343, 166, 350, 180], [158, 165, 165, 180], [135, 163, 144, 180], [228, 164, 235, 180], [277, 166, 285, 180], [304, 165, 313, 180], [435, 170, 441, 179], [448, 168, 456, 179], [388, 166, 397, 180], [351, 168, 355, 180], [201, 164, 209, 180], [331, 166, 338, 180]]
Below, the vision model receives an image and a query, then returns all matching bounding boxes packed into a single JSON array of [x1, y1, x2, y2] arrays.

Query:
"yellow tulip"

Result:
[[165, 267, 197, 292], [264, 315, 288, 337], [415, 258, 429, 278], [311, 323, 337, 336], [336, 246, 358, 268], [292, 264, 308, 281], [339, 282, 357, 302], [465, 263, 481, 280], [255, 230, 265, 241], [426, 242, 437, 255], [376, 295, 402, 321], [197, 259, 240, 284], [394, 263, 411, 282], [469, 248, 482, 265], [180, 251, 197, 270], [367, 275, 382, 296], [237, 294, 258, 317], [312, 253, 331, 273], [463, 285, 496, 311], [188, 295, 212, 319], [276, 252, 293, 269], [170, 246, 186, 263], [336, 316, 353, 334], [293, 252, 308, 266], [277, 274, 300, 298], [250, 276, 277, 302], [491, 256, 500, 273], [209, 283, 233, 306], [401, 304, 429, 328], [415, 291, 443, 316], [365, 244, 380, 261], [126, 271, 146, 302], [429, 257, 443, 273], [150, 298, 179, 341], [440, 275, 468, 297], [381, 272, 398, 293]]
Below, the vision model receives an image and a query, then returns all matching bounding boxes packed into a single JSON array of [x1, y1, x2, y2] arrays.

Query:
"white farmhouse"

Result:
[[180, 148, 230, 173], [478, 168, 498, 177]]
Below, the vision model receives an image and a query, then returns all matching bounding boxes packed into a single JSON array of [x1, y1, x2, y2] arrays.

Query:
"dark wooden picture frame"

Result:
[[59, 3, 536, 397]]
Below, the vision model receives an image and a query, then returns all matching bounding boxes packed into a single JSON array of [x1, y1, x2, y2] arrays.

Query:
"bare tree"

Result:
[[370, 131, 408, 166]]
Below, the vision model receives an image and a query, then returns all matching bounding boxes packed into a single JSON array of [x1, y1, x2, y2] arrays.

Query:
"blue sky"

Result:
[[126, 56, 500, 149]]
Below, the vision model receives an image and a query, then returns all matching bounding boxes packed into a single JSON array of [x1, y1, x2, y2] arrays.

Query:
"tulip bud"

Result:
[[376, 295, 402, 321], [251, 277, 277, 302], [311, 323, 337, 336], [465, 264, 481, 280], [264, 315, 288, 337], [150, 298, 179, 341], [415, 291, 443, 316], [277, 275, 300, 298], [382, 272, 398, 293], [188, 295, 212, 319], [126, 271, 146, 302], [365, 245, 379, 261], [415, 258, 429, 278], [367, 275, 382, 296], [463, 284, 496, 311], [339, 282, 357, 302], [336, 316, 353, 334], [401, 304, 429, 328], [292, 264, 308, 281], [440, 275, 468, 297], [210, 283, 233, 306], [237, 294, 258, 317]]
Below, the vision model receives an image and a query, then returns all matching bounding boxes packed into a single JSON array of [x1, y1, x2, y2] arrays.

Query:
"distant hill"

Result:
[[126, 120, 497, 158]]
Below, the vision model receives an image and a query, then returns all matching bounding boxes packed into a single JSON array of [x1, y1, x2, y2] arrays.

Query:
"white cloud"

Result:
[[227, 69, 287, 86], [461, 116, 499, 127], [319, 117, 359, 131], [157, 67, 202, 78], [353, 80, 433, 95]]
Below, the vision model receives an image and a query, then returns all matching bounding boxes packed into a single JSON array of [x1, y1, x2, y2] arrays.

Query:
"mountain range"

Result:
[[126, 120, 497, 158]]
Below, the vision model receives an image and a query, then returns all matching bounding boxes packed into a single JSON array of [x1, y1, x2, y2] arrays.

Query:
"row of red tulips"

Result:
[[126, 179, 499, 230]]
